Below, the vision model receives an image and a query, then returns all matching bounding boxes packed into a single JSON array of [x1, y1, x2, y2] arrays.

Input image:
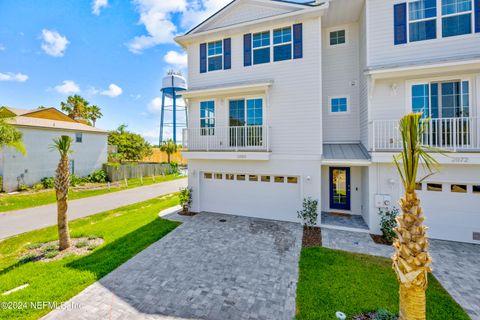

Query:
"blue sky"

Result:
[[0, 0, 235, 144]]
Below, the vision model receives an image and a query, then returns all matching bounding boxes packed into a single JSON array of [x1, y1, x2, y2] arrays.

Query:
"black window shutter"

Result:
[[224, 38, 231, 69], [200, 43, 207, 73], [293, 23, 303, 59], [394, 3, 407, 45], [243, 33, 252, 67], [475, 0, 480, 33]]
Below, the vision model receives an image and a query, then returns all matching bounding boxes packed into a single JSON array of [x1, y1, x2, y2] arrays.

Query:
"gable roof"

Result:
[[0, 106, 107, 134], [180, 0, 324, 42]]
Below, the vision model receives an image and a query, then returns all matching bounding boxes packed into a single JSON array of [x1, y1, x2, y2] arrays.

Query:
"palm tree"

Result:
[[51, 135, 73, 250], [116, 123, 128, 134], [392, 113, 439, 320], [159, 139, 178, 163], [0, 117, 26, 155], [61, 95, 89, 120], [87, 105, 103, 127]]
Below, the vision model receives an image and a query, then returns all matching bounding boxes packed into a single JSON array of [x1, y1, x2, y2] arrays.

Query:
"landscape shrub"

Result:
[[179, 187, 192, 214], [33, 183, 44, 191], [18, 183, 29, 191], [375, 309, 398, 320], [87, 169, 107, 183], [297, 197, 319, 228], [70, 174, 82, 187], [41, 177, 55, 189], [378, 206, 399, 243]]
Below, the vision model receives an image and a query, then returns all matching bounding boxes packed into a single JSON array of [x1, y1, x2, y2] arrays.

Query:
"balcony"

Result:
[[182, 125, 270, 152], [371, 117, 480, 152]]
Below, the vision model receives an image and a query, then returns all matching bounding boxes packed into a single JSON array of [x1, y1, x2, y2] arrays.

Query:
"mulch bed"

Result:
[[21, 237, 104, 263], [302, 226, 322, 247], [370, 234, 393, 246], [178, 210, 197, 217]]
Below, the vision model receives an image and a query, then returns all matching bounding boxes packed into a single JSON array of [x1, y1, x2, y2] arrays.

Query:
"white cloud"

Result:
[[131, 93, 142, 100], [148, 97, 163, 114], [54, 80, 80, 94], [101, 83, 123, 97], [92, 0, 108, 15], [181, 0, 231, 30], [0, 72, 28, 82], [127, 0, 230, 54], [41, 29, 69, 57], [164, 50, 187, 68], [0, 44, 5, 51]]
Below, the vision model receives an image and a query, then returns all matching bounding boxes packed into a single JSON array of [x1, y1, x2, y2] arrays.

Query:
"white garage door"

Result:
[[200, 172, 301, 222], [418, 183, 480, 244]]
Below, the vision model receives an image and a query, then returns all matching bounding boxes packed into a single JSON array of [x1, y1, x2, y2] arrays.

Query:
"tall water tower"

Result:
[[159, 72, 187, 145]]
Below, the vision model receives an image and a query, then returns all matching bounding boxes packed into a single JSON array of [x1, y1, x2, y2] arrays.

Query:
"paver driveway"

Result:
[[44, 212, 303, 320]]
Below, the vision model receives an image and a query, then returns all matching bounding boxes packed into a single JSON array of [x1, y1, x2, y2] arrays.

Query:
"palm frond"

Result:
[[50, 135, 74, 157]]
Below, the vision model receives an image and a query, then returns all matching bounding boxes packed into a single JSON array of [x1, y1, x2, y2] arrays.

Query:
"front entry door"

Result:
[[329, 167, 351, 211]]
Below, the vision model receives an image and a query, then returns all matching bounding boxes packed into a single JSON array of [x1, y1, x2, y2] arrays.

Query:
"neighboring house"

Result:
[[176, 0, 480, 244], [0, 107, 108, 192]]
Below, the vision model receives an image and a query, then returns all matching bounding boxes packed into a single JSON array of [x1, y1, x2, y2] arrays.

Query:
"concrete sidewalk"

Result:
[[0, 178, 187, 240]]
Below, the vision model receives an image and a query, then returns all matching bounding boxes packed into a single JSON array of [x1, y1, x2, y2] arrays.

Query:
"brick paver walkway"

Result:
[[44, 212, 303, 320]]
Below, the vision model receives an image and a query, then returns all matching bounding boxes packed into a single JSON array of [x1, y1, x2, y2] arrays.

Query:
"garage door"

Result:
[[200, 172, 301, 222], [418, 183, 480, 244]]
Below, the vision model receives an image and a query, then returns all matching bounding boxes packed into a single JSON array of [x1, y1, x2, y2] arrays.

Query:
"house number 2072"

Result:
[[452, 157, 468, 163]]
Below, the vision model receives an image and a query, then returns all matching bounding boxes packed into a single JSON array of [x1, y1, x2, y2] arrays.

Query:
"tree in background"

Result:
[[60, 95, 103, 126], [108, 124, 152, 161], [86, 105, 102, 127], [159, 139, 178, 163], [0, 117, 26, 155], [392, 113, 439, 320], [50, 135, 73, 250]]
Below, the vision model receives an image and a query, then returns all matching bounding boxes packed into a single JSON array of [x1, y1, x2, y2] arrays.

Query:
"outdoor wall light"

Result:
[[305, 176, 311, 182], [388, 178, 396, 185]]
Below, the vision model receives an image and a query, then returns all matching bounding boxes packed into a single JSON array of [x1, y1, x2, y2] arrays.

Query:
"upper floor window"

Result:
[[75, 132, 83, 143], [200, 101, 215, 135], [207, 41, 223, 71], [409, 0, 437, 41], [253, 31, 270, 65], [273, 27, 292, 62], [394, 0, 479, 45], [330, 97, 348, 113], [330, 30, 346, 45], [442, 0, 473, 37]]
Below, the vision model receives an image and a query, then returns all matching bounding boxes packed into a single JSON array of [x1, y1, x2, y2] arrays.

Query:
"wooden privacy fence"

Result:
[[142, 148, 187, 165], [103, 163, 176, 181]]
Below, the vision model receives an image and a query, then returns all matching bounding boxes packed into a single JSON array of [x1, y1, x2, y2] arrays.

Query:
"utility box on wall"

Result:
[[374, 194, 391, 208]]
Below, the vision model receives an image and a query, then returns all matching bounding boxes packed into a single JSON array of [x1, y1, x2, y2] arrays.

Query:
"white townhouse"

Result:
[[175, 0, 480, 244]]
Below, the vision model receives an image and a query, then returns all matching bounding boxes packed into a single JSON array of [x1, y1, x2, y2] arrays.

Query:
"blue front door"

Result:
[[329, 167, 351, 211]]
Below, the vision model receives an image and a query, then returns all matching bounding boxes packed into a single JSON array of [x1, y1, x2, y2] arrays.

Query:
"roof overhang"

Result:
[[366, 58, 480, 80], [175, 2, 328, 47], [181, 80, 274, 99]]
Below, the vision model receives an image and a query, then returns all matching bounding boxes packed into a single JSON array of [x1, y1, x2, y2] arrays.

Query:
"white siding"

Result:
[[187, 18, 323, 156], [197, 1, 298, 32], [367, 0, 480, 68], [2, 127, 108, 192], [358, 4, 369, 148], [322, 23, 361, 142]]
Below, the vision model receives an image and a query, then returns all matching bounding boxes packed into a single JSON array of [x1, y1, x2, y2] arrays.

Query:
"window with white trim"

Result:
[[273, 27, 292, 61], [441, 0, 473, 37], [408, 0, 437, 41], [330, 30, 346, 45], [207, 41, 223, 71], [200, 101, 215, 136], [252, 31, 270, 65], [330, 97, 348, 113]]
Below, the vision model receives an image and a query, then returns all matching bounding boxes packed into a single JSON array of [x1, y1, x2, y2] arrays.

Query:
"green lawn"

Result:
[[296, 247, 469, 320], [0, 174, 185, 213], [0, 194, 180, 320]]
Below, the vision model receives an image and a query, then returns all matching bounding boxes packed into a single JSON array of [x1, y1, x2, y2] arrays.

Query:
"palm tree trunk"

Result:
[[167, 153, 170, 163], [57, 195, 70, 250], [393, 191, 431, 320]]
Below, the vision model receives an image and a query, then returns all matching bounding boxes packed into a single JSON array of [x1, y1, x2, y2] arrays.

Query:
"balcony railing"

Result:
[[182, 125, 270, 152], [371, 117, 480, 151]]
